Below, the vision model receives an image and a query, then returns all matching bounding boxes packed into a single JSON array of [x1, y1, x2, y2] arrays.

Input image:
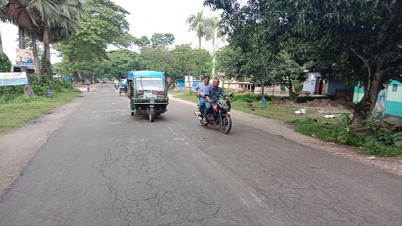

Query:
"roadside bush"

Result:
[[362, 136, 402, 156], [231, 94, 280, 102], [288, 116, 402, 156], [287, 118, 362, 144], [0, 53, 12, 72]]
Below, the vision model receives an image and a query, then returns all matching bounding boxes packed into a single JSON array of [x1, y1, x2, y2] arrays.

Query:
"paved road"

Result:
[[1, 84, 401, 226]]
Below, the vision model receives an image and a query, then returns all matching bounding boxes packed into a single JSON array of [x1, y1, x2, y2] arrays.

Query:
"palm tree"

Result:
[[1, 0, 86, 75], [186, 11, 208, 49], [205, 17, 225, 77], [0, 27, 3, 54]]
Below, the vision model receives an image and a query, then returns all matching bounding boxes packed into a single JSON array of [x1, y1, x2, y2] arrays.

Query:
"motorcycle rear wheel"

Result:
[[219, 117, 232, 134]]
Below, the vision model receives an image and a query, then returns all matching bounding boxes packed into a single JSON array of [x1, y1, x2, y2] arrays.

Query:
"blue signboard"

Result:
[[0, 72, 29, 86]]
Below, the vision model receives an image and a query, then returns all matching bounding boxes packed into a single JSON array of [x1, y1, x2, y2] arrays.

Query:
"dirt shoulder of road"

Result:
[[169, 95, 402, 177]]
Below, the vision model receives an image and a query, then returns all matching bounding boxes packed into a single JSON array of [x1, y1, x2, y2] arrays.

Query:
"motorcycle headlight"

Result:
[[150, 99, 155, 104]]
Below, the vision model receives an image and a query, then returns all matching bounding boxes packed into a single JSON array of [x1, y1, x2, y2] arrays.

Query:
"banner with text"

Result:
[[0, 72, 28, 86]]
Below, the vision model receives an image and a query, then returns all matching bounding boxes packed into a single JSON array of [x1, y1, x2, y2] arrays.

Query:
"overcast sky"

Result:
[[0, 0, 223, 64]]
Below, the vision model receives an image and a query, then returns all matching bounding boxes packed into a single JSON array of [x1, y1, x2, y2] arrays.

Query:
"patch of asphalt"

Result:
[[0, 91, 400, 197], [169, 95, 402, 177]]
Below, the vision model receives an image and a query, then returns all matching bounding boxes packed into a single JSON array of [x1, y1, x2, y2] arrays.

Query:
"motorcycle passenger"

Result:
[[203, 77, 231, 124], [194, 76, 212, 115]]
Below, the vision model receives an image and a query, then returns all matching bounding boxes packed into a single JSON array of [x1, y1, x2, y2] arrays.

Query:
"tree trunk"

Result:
[[198, 36, 201, 49], [0, 28, 3, 54], [288, 77, 293, 101], [261, 80, 265, 96], [32, 33, 40, 77], [21, 66, 34, 98], [43, 27, 51, 60], [18, 28, 34, 97], [18, 27, 25, 49], [350, 67, 390, 128], [167, 79, 175, 89], [77, 70, 83, 80], [211, 29, 217, 77]]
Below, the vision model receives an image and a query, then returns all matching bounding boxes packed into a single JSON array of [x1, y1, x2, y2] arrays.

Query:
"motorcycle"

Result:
[[194, 97, 233, 134]]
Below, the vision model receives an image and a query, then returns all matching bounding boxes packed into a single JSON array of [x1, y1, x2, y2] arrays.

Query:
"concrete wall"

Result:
[[302, 72, 320, 93], [327, 79, 354, 96], [385, 80, 402, 118]]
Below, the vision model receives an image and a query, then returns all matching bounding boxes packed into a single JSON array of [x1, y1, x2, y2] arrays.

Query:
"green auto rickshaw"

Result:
[[127, 71, 169, 122]]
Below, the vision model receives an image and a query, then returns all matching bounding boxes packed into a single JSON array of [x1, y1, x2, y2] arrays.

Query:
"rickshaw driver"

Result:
[[194, 76, 212, 115], [203, 77, 231, 124]]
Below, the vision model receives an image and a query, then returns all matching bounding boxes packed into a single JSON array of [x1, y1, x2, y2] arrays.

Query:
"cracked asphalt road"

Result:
[[0, 84, 401, 226]]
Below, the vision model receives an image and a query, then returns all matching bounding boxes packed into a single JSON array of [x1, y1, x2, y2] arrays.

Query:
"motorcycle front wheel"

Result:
[[219, 116, 232, 134]]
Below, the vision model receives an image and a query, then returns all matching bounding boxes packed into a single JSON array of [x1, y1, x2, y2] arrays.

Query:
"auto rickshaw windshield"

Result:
[[136, 78, 164, 91]]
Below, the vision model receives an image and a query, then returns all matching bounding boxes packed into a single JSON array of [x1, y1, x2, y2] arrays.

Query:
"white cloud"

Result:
[[1, 0, 224, 65]]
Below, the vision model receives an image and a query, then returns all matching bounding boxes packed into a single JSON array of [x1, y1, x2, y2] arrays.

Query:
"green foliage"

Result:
[[40, 57, 52, 78], [0, 89, 80, 134], [205, 0, 402, 126], [288, 116, 402, 156], [56, 0, 133, 78], [393, 133, 402, 148], [362, 115, 402, 149], [186, 10, 209, 48], [103, 49, 145, 78], [141, 45, 173, 74], [362, 137, 402, 157], [140, 44, 212, 83], [0, 53, 12, 72], [149, 33, 175, 48], [230, 94, 279, 102], [288, 118, 363, 145], [215, 46, 245, 80]]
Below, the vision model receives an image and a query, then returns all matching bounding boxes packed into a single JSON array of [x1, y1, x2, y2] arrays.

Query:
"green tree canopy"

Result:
[[205, 0, 402, 126], [56, 0, 134, 80], [103, 49, 145, 79]]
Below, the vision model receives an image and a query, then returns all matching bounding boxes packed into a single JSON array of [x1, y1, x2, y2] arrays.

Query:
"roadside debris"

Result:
[[294, 108, 307, 114], [324, 114, 337, 119]]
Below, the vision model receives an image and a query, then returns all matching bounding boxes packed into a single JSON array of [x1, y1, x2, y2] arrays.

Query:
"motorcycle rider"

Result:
[[194, 76, 212, 115], [203, 77, 231, 124]]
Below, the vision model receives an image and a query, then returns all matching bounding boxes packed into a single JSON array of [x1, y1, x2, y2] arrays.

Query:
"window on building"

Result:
[[392, 84, 398, 92]]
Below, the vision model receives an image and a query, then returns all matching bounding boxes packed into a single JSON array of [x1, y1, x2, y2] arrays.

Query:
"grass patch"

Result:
[[288, 118, 402, 157], [0, 89, 81, 134]]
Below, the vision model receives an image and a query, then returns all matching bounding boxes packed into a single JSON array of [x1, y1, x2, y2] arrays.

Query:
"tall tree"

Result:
[[187, 11, 212, 80], [206, 0, 402, 127], [0, 1, 3, 53], [0, 27, 3, 54], [186, 10, 207, 49], [272, 51, 303, 100], [56, 0, 133, 80], [204, 16, 225, 77]]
